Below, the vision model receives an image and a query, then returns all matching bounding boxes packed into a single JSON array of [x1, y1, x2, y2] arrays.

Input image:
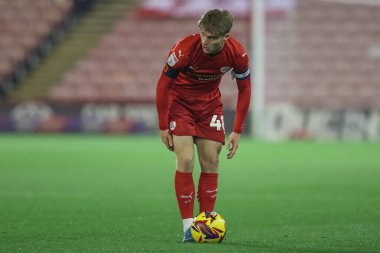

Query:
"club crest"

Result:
[[170, 121, 176, 130]]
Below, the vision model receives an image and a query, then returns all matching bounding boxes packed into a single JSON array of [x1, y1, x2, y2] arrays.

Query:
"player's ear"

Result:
[[223, 33, 230, 41]]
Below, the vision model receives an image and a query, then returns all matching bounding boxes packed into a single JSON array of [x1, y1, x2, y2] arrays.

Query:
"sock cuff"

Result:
[[175, 170, 193, 182], [200, 172, 218, 179], [176, 170, 193, 176], [199, 172, 218, 188]]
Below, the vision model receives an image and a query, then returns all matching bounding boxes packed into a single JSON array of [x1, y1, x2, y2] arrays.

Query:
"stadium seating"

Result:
[[0, 0, 73, 95], [288, 0, 380, 109], [47, 1, 380, 109], [48, 14, 250, 106]]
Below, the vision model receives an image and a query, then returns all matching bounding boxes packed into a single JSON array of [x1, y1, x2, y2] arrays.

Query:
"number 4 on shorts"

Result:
[[210, 115, 225, 132]]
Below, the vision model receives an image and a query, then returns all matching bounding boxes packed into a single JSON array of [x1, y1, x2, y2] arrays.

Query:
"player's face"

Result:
[[200, 29, 229, 55]]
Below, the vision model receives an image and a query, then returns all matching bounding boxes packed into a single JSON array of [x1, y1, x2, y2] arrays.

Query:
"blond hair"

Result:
[[198, 9, 234, 36]]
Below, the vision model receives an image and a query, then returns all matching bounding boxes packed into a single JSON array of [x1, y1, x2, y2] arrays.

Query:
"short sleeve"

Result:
[[162, 38, 191, 78], [166, 41, 189, 70]]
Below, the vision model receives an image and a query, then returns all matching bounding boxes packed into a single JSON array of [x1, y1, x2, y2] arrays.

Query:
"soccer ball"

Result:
[[190, 211, 227, 243]]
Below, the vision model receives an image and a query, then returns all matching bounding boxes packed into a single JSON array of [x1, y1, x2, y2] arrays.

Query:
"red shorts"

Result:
[[168, 100, 225, 144]]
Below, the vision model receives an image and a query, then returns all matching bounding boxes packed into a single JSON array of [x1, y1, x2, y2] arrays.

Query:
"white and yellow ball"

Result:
[[190, 211, 227, 243]]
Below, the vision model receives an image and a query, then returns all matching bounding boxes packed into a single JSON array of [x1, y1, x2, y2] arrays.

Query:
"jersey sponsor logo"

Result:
[[184, 70, 222, 81], [220, 67, 231, 73], [170, 121, 176, 130], [167, 52, 179, 67]]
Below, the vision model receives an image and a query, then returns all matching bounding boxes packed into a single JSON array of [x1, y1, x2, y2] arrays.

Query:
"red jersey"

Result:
[[156, 34, 251, 133]]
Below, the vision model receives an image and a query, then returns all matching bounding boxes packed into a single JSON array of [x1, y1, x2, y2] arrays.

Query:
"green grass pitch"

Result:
[[0, 134, 379, 253]]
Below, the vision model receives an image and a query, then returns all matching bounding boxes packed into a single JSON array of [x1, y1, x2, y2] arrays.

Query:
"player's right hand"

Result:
[[160, 129, 174, 152]]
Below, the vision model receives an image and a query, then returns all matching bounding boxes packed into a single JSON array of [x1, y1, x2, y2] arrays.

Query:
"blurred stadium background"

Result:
[[1, 1, 380, 252], [0, 0, 379, 140]]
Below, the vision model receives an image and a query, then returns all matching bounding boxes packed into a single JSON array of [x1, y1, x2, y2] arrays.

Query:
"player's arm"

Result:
[[156, 41, 188, 151], [156, 64, 180, 152], [226, 69, 251, 159]]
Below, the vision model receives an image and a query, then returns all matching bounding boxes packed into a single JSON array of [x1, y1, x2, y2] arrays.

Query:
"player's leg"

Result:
[[195, 138, 223, 213], [174, 135, 195, 173], [168, 102, 197, 241], [173, 135, 196, 233], [194, 108, 225, 213]]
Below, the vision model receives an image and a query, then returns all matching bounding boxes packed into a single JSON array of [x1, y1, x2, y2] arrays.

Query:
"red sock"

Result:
[[198, 172, 218, 213], [175, 170, 195, 219]]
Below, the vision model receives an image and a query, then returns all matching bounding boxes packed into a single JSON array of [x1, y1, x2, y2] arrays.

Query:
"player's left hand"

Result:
[[226, 132, 241, 159]]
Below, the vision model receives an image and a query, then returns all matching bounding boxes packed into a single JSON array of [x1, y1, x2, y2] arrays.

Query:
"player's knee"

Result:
[[177, 156, 194, 172], [200, 156, 219, 171]]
